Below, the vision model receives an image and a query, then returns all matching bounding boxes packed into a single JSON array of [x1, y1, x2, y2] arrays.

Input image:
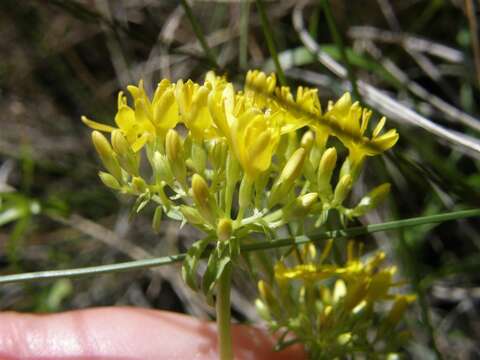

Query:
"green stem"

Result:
[[0, 209, 478, 285], [216, 263, 233, 360]]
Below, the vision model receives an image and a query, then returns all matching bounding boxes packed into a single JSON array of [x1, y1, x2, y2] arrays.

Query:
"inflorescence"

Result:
[[82, 70, 412, 358]]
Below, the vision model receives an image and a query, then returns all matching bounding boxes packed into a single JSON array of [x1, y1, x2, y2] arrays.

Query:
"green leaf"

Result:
[[202, 249, 231, 306], [181, 236, 212, 290]]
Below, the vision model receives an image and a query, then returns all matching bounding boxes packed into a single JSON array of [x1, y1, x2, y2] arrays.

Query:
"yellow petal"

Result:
[[115, 106, 136, 132], [81, 116, 115, 132]]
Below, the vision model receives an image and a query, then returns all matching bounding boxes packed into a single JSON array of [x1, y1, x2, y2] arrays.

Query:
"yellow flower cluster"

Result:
[[82, 70, 398, 236], [256, 241, 415, 358]]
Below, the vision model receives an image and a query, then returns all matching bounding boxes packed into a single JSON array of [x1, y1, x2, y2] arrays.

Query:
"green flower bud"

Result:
[[217, 218, 232, 241], [332, 174, 352, 207], [191, 140, 207, 174], [192, 174, 210, 209], [165, 129, 186, 186], [132, 176, 147, 194], [269, 148, 306, 207], [92, 131, 122, 181], [300, 130, 315, 152], [179, 205, 206, 225], [191, 174, 215, 224], [283, 192, 318, 219], [317, 147, 337, 203], [209, 138, 227, 170], [348, 183, 391, 217], [98, 171, 121, 190], [111, 130, 139, 176], [152, 151, 175, 186]]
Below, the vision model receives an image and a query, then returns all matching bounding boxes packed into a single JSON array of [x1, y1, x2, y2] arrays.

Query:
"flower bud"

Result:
[[332, 174, 352, 207], [217, 218, 232, 241], [98, 171, 121, 190], [255, 299, 270, 321], [317, 147, 337, 203], [111, 130, 139, 176], [111, 129, 130, 156], [269, 148, 306, 207], [192, 174, 209, 209], [209, 139, 227, 170], [300, 131, 315, 153], [349, 183, 391, 217], [283, 192, 318, 219], [132, 176, 147, 194], [385, 295, 415, 328], [152, 151, 175, 186], [92, 131, 122, 181], [152, 206, 163, 234], [166, 129, 186, 185], [191, 141, 207, 174], [179, 205, 205, 225], [191, 174, 216, 224]]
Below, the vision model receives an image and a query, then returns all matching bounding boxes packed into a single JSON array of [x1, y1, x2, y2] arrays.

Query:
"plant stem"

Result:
[[0, 209, 478, 285], [216, 262, 233, 360]]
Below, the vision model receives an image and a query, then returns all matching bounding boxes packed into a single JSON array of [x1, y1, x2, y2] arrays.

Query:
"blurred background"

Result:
[[0, 0, 479, 358]]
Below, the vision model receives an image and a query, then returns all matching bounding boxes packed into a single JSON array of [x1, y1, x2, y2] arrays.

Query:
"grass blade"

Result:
[[0, 209, 478, 285]]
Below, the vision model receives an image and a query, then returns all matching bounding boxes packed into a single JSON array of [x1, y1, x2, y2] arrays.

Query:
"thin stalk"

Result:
[[239, 0, 250, 69], [180, 0, 219, 70], [397, 230, 443, 360], [0, 209, 478, 285], [321, 0, 361, 101], [255, 0, 287, 85], [216, 263, 233, 360]]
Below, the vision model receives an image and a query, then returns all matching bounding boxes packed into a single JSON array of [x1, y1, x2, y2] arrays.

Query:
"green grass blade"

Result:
[[321, 0, 361, 101], [239, 0, 251, 69], [180, 0, 219, 70], [255, 0, 287, 85], [0, 209, 478, 285]]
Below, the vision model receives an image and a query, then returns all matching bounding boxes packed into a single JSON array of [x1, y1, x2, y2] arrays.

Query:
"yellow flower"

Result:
[[231, 109, 281, 180], [82, 80, 179, 152], [244, 70, 276, 108], [325, 93, 399, 165], [175, 79, 216, 140]]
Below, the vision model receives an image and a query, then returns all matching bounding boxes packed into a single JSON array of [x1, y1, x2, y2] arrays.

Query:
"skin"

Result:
[[0, 307, 306, 360]]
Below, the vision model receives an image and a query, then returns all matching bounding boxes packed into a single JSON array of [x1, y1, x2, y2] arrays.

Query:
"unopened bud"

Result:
[[98, 171, 121, 190], [152, 151, 175, 186], [191, 174, 215, 224], [283, 192, 318, 219], [349, 183, 391, 217], [191, 141, 207, 174], [300, 131, 315, 152], [132, 176, 147, 194], [165, 129, 186, 185], [317, 147, 337, 203], [179, 205, 205, 225], [92, 131, 122, 181], [332, 174, 352, 207], [111, 130, 139, 176], [269, 148, 306, 207], [192, 174, 210, 208], [217, 218, 232, 241], [111, 129, 130, 155], [255, 299, 270, 321], [385, 295, 415, 327]]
